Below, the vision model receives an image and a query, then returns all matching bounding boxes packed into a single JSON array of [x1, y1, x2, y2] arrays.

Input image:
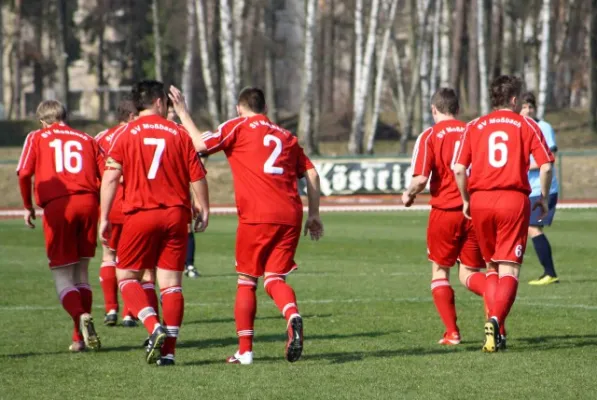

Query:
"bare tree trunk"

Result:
[[56, 0, 69, 112], [196, 0, 219, 125], [297, 0, 318, 155], [490, 0, 502, 78], [348, 0, 381, 154], [537, 0, 551, 120], [391, 42, 407, 121], [182, 0, 196, 111], [219, 0, 237, 120], [365, 0, 399, 154], [98, 12, 106, 121], [262, 1, 277, 122], [322, 0, 335, 113], [501, 0, 515, 74], [450, 0, 466, 92], [152, 0, 163, 81], [353, 0, 364, 117], [439, 0, 450, 87], [233, 0, 246, 90], [420, 0, 434, 129], [430, 0, 442, 93], [591, 0, 597, 133], [477, 0, 490, 114], [0, 3, 4, 119], [468, 0, 479, 113]]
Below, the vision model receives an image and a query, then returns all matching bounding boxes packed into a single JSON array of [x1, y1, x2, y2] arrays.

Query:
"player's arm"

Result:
[[526, 118, 555, 218], [168, 86, 208, 153], [99, 157, 122, 243], [304, 167, 323, 241], [403, 130, 433, 207], [454, 128, 472, 219], [16, 133, 37, 228], [530, 122, 557, 170], [191, 178, 209, 232]]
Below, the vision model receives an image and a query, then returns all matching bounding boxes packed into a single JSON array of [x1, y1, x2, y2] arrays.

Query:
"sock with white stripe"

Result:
[[264, 276, 299, 322], [235, 279, 257, 354], [142, 281, 159, 317], [160, 286, 183, 359], [119, 279, 160, 334]]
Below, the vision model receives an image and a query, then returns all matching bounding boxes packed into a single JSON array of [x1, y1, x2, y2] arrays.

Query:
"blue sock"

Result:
[[186, 232, 196, 267], [532, 234, 557, 277]]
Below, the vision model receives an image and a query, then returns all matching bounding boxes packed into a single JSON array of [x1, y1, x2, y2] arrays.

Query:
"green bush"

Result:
[[0, 120, 109, 146]]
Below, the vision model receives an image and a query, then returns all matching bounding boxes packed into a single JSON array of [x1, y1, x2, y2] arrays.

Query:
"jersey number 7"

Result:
[[143, 138, 166, 179]]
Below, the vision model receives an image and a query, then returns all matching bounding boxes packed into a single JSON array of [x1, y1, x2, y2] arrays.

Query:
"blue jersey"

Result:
[[529, 119, 558, 197]]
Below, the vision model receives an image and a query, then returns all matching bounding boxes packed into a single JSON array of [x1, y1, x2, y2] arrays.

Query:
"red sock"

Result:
[[99, 262, 118, 313], [60, 288, 85, 342], [493, 274, 519, 325], [160, 286, 184, 359], [119, 279, 160, 334], [431, 279, 458, 334], [264, 276, 299, 321], [465, 272, 485, 296], [76, 283, 93, 314], [235, 279, 257, 354], [142, 281, 159, 317], [484, 271, 499, 318]]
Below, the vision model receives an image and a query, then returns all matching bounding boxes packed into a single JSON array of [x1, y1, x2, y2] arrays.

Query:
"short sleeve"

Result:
[[410, 129, 434, 177], [455, 126, 472, 168], [526, 118, 554, 166], [540, 121, 557, 150], [296, 145, 314, 178], [201, 117, 245, 155], [16, 131, 38, 177], [107, 129, 126, 165]]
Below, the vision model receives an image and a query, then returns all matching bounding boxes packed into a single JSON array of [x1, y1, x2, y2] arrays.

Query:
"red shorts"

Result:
[[108, 223, 123, 252], [235, 223, 300, 278], [117, 207, 189, 271], [427, 208, 485, 268], [43, 193, 98, 268], [470, 190, 530, 264]]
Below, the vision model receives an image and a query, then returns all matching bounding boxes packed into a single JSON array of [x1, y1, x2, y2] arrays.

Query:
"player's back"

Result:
[[426, 120, 466, 209], [109, 114, 195, 213], [222, 115, 307, 226], [463, 110, 548, 195], [17, 123, 100, 207]]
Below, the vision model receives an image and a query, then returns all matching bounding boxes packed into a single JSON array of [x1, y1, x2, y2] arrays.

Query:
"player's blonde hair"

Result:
[[36, 100, 67, 124]]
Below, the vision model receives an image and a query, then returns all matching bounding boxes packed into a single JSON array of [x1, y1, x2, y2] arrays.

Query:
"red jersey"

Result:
[[16, 123, 100, 208], [456, 110, 554, 195], [107, 114, 205, 214], [96, 125, 127, 223], [411, 119, 467, 209], [202, 114, 314, 226]]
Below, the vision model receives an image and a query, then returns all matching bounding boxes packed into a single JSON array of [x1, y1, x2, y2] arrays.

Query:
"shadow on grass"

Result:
[[184, 313, 333, 326]]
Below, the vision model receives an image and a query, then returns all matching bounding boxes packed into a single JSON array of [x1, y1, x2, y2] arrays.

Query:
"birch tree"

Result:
[[430, 0, 442, 95], [439, 0, 450, 87], [449, 0, 466, 92], [501, 0, 515, 74], [477, 0, 490, 114], [468, 0, 479, 112], [0, 4, 4, 119], [353, 0, 363, 109], [152, 0, 163, 81], [420, 0, 434, 129], [297, 0, 318, 155], [219, 0, 237, 120], [537, 0, 551, 120], [262, 2, 277, 122], [591, 0, 597, 133], [348, 0, 381, 154], [195, 0, 219, 125], [365, 0, 399, 154], [182, 0, 196, 111], [56, 0, 69, 112], [232, 0, 246, 90]]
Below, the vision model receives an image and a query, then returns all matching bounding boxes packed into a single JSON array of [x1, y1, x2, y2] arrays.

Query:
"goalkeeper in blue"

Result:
[[520, 92, 559, 285]]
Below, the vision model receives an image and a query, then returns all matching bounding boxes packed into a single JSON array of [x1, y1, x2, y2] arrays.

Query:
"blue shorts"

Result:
[[529, 193, 558, 226]]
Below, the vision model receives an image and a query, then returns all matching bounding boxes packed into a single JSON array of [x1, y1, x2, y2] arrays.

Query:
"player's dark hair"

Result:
[[431, 88, 459, 115], [237, 87, 266, 114], [117, 95, 138, 123], [131, 80, 167, 112], [490, 75, 524, 109], [521, 91, 537, 109]]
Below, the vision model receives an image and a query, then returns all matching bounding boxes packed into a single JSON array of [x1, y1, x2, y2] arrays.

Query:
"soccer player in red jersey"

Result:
[[454, 75, 554, 352], [95, 98, 139, 327], [17, 100, 101, 352], [169, 86, 323, 365], [402, 88, 486, 345], [100, 80, 209, 366]]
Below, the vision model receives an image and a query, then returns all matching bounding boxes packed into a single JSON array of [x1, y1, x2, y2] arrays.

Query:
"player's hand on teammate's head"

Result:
[[462, 201, 472, 220], [24, 208, 35, 229], [401, 192, 416, 207], [532, 196, 549, 221], [99, 219, 112, 245], [168, 86, 189, 117], [193, 205, 209, 233], [304, 215, 324, 241]]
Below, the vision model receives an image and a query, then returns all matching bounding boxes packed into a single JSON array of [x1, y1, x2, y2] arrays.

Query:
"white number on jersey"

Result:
[[143, 138, 166, 180], [263, 134, 284, 175], [450, 140, 461, 170], [49, 139, 83, 173], [488, 131, 508, 168]]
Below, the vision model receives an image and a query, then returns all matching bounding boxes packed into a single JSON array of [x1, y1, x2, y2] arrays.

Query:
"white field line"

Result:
[[1, 202, 596, 218], [1, 296, 595, 312]]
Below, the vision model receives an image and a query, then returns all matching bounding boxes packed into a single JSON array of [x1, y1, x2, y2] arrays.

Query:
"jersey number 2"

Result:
[[143, 138, 165, 180], [263, 134, 284, 175], [49, 139, 83, 173]]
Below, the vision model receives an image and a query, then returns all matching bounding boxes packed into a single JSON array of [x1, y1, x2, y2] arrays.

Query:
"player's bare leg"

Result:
[[155, 268, 184, 366], [227, 274, 257, 365], [117, 268, 166, 364], [431, 263, 460, 345], [52, 263, 99, 352], [483, 262, 519, 352], [264, 273, 303, 362]]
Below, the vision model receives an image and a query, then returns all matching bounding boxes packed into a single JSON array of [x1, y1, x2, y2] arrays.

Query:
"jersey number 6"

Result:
[[488, 131, 509, 168]]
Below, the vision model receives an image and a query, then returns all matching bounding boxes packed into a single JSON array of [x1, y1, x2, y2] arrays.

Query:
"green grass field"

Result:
[[1, 211, 597, 400]]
